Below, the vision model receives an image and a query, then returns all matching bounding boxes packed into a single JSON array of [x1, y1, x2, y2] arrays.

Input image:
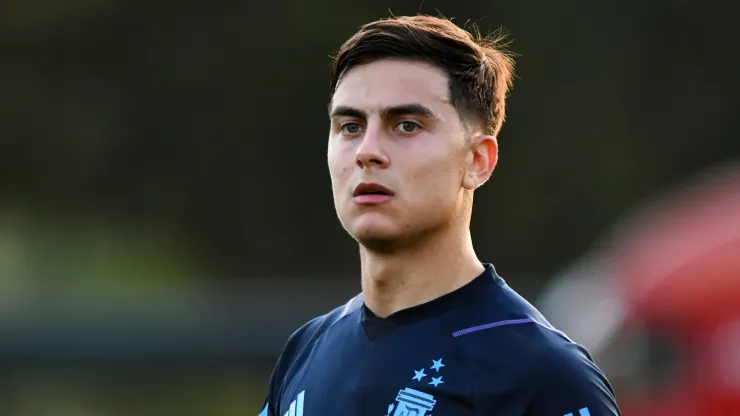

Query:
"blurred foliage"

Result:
[[3, 369, 264, 416], [0, 206, 206, 295]]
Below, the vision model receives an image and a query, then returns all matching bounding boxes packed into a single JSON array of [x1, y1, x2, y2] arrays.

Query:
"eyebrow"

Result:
[[329, 104, 440, 121]]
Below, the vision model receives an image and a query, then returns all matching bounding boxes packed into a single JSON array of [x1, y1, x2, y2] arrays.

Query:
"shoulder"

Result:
[[520, 336, 620, 415], [261, 294, 362, 415], [450, 296, 582, 379], [273, 293, 363, 375], [449, 284, 619, 414], [448, 275, 575, 357]]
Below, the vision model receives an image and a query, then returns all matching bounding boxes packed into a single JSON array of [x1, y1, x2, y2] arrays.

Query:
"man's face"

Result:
[[328, 59, 483, 250]]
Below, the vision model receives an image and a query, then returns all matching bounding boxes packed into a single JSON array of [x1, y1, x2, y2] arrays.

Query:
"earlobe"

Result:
[[462, 135, 498, 191]]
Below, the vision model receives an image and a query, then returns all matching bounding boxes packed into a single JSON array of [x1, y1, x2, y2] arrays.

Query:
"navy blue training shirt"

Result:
[[259, 264, 620, 416]]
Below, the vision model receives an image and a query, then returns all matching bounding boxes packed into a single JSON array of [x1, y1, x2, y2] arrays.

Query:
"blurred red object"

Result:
[[540, 161, 740, 416]]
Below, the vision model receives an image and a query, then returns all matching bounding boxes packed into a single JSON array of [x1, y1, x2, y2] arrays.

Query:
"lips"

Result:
[[353, 182, 394, 205], [353, 182, 395, 197]]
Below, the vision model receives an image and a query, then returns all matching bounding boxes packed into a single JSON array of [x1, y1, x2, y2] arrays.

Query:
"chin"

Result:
[[353, 233, 403, 253], [346, 217, 406, 251]]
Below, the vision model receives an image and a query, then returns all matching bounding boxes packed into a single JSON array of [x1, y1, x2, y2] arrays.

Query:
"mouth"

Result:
[[353, 182, 395, 205]]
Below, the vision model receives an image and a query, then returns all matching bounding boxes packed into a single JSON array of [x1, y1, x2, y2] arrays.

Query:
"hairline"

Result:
[[328, 57, 487, 135]]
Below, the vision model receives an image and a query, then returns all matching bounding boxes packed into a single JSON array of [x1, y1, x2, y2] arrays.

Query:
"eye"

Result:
[[340, 122, 363, 135], [397, 121, 421, 133]]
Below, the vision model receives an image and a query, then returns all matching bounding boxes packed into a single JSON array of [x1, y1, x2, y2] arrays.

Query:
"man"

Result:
[[259, 15, 620, 416]]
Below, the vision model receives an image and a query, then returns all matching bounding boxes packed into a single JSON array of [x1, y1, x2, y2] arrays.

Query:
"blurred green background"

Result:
[[0, 0, 738, 414]]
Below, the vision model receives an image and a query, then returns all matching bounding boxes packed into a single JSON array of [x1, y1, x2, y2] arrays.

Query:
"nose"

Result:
[[355, 125, 389, 169]]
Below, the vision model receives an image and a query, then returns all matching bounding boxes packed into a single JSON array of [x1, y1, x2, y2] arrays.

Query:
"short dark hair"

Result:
[[329, 15, 515, 137]]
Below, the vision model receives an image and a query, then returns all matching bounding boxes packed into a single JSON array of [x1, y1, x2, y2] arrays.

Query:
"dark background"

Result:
[[0, 0, 738, 414]]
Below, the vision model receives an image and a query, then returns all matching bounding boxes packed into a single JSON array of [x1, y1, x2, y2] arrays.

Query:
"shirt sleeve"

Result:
[[257, 401, 270, 416], [256, 313, 330, 416], [525, 344, 621, 416], [257, 360, 281, 416]]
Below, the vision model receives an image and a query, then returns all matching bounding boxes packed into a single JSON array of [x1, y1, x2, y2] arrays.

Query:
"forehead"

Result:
[[331, 60, 452, 115]]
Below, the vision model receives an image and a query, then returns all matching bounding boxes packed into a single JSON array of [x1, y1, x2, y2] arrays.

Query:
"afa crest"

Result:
[[386, 387, 436, 416], [385, 357, 446, 416]]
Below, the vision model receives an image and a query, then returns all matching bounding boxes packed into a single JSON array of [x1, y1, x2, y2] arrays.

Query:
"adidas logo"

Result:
[[283, 391, 305, 416], [564, 408, 590, 416]]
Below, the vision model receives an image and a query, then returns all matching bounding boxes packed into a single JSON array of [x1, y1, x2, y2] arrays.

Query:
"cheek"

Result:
[[327, 146, 354, 190], [402, 162, 460, 213], [409, 152, 463, 190], [425, 157, 466, 207]]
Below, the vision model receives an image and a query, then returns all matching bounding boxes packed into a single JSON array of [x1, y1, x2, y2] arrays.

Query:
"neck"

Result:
[[360, 223, 484, 318]]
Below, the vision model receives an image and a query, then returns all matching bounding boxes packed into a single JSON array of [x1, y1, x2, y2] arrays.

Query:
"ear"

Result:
[[462, 135, 498, 191]]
